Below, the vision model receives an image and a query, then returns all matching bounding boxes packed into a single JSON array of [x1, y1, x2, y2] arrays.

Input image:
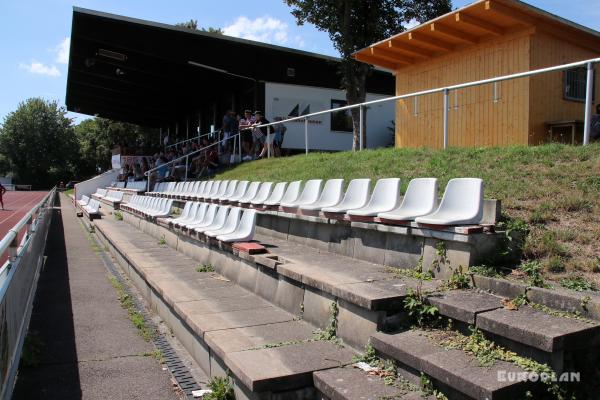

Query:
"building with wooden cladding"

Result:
[[354, 0, 600, 148]]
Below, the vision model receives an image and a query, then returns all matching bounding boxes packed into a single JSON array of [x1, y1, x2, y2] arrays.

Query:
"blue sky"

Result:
[[0, 0, 598, 124]]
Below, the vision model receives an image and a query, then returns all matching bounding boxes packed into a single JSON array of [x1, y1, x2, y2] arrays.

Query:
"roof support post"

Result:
[[583, 62, 594, 146], [443, 88, 449, 149]]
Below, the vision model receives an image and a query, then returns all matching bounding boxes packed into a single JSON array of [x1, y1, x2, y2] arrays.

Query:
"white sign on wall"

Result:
[[265, 82, 395, 151], [111, 154, 121, 169]]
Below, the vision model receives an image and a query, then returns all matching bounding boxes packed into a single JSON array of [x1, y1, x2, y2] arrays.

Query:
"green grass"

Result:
[[216, 144, 600, 281], [63, 188, 74, 196]]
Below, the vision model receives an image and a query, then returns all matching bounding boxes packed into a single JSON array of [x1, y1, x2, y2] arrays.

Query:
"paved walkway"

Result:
[[13, 194, 180, 400]]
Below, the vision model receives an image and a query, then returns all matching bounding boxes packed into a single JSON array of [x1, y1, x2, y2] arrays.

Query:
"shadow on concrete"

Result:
[[13, 197, 82, 399]]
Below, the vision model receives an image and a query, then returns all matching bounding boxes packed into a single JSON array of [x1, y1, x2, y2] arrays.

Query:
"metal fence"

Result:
[[0, 188, 56, 400]]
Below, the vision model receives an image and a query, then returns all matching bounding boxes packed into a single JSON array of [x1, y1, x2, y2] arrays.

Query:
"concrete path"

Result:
[[13, 194, 180, 400]]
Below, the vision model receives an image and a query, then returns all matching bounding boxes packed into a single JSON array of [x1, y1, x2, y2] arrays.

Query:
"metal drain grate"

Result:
[[93, 233, 202, 399]]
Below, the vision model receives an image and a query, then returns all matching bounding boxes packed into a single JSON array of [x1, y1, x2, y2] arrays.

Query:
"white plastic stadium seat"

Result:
[[217, 209, 257, 243], [195, 206, 229, 234], [415, 178, 484, 226], [227, 181, 250, 203], [210, 180, 229, 200], [237, 182, 261, 204], [249, 182, 274, 205], [218, 180, 238, 201], [77, 195, 90, 207], [322, 179, 370, 214], [347, 178, 401, 217], [177, 202, 208, 228], [275, 181, 301, 206], [260, 182, 287, 206], [206, 181, 222, 200], [204, 207, 241, 237], [299, 179, 344, 211], [280, 179, 322, 208], [378, 178, 438, 222], [163, 201, 194, 225], [186, 204, 218, 230]]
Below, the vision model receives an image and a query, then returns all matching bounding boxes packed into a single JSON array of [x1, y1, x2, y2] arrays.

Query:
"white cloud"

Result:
[[55, 37, 70, 64], [405, 19, 420, 30], [223, 16, 289, 45], [19, 61, 61, 77]]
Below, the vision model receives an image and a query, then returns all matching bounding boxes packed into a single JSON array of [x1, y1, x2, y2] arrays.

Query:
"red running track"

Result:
[[0, 191, 49, 266]]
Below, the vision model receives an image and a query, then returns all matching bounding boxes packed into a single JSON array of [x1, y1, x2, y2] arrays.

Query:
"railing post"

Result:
[[267, 126, 271, 158], [443, 88, 449, 149], [185, 155, 189, 181], [583, 62, 594, 146], [359, 105, 364, 151], [304, 118, 309, 155], [239, 132, 242, 163], [8, 234, 18, 263]]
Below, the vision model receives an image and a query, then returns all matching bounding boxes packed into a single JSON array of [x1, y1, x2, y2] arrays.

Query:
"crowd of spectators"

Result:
[[117, 109, 287, 184]]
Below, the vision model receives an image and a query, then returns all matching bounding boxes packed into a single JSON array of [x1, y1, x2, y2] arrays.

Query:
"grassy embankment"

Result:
[[216, 143, 600, 286]]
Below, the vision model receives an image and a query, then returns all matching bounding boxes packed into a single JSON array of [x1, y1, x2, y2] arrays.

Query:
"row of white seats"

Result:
[[161, 202, 257, 243], [121, 196, 173, 218], [108, 181, 147, 192], [77, 195, 91, 207], [148, 178, 483, 226], [93, 189, 124, 203]]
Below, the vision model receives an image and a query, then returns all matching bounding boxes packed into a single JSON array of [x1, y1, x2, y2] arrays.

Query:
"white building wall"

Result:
[[264, 82, 394, 151]]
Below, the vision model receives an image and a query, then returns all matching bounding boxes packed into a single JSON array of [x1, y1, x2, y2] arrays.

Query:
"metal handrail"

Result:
[[0, 187, 56, 269], [240, 56, 600, 149], [165, 129, 221, 151], [145, 132, 243, 190]]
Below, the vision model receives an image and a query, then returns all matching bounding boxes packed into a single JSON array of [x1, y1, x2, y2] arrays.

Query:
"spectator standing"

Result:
[[238, 109, 255, 161], [272, 117, 287, 157], [0, 183, 6, 210], [221, 110, 238, 153], [253, 111, 270, 159]]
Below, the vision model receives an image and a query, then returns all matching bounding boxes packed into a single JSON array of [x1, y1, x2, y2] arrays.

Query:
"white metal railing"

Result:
[[145, 132, 244, 190], [0, 187, 56, 400], [243, 56, 600, 150], [165, 129, 220, 151]]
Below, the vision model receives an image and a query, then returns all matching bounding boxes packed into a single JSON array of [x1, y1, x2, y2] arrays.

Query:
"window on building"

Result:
[[564, 67, 595, 102], [330, 99, 353, 132]]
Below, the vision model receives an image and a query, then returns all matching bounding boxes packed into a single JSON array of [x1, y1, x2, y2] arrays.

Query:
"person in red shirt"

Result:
[[0, 183, 6, 210]]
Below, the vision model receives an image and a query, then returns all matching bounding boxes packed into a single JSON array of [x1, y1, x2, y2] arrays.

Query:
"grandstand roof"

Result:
[[65, 8, 394, 127]]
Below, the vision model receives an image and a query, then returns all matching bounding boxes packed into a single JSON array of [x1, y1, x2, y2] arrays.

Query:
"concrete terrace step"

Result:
[[313, 367, 432, 400], [256, 233, 443, 311], [426, 290, 600, 371], [93, 217, 356, 398], [371, 329, 532, 400]]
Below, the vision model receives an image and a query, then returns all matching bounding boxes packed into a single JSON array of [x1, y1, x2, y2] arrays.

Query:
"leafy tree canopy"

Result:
[[284, 0, 451, 149], [0, 98, 80, 188], [175, 19, 224, 34]]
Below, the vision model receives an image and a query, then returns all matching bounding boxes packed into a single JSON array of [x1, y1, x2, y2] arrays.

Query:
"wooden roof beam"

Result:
[[455, 12, 504, 36], [387, 39, 433, 59], [370, 47, 414, 65], [429, 23, 478, 44], [354, 52, 399, 70], [408, 31, 454, 52], [483, 1, 536, 26]]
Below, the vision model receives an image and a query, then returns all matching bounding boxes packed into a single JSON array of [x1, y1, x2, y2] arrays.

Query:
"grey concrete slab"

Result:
[[372, 330, 531, 400], [313, 367, 430, 400], [476, 305, 600, 352], [185, 306, 294, 336], [427, 290, 503, 324], [204, 320, 315, 360], [226, 340, 355, 393]]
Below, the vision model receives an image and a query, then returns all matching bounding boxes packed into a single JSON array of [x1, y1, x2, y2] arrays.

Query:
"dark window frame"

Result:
[[563, 67, 595, 103], [330, 99, 353, 132]]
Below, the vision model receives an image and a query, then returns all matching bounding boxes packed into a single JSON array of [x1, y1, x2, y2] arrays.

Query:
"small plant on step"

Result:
[[113, 211, 123, 221], [469, 264, 502, 278], [430, 241, 447, 273], [420, 373, 448, 400], [313, 302, 342, 344], [158, 235, 166, 246], [204, 376, 235, 400], [403, 288, 440, 328], [352, 342, 398, 386], [559, 275, 597, 292], [196, 264, 215, 273], [442, 265, 471, 290], [520, 260, 549, 288]]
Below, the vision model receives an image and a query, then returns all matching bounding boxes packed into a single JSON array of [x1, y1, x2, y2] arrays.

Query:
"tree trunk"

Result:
[[346, 62, 369, 151]]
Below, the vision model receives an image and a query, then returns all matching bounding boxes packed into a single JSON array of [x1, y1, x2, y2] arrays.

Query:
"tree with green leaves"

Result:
[[0, 98, 80, 188], [176, 19, 224, 34], [284, 0, 452, 149], [74, 118, 159, 176]]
